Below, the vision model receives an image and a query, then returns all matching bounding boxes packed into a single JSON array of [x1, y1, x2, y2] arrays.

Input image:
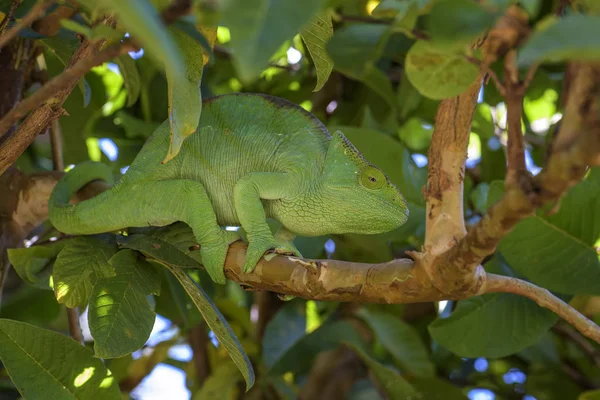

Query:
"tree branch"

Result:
[[482, 274, 600, 344], [0, 0, 54, 50]]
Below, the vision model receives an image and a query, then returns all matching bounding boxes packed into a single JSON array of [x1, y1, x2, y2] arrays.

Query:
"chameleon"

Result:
[[48, 93, 409, 284]]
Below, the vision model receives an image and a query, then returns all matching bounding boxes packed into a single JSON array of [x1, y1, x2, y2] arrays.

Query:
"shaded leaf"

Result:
[[8, 240, 69, 288], [580, 389, 600, 400], [53, 236, 117, 308], [356, 308, 434, 377], [405, 41, 480, 100], [518, 15, 600, 66], [0, 319, 120, 399], [115, 110, 160, 139], [426, 0, 499, 46], [161, 264, 255, 391], [344, 342, 416, 400], [99, 0, 184, 78], [262, 300, 307, 368], [193, 361, 242, 400], [270, 321, 365, 374], [301, 11, 334, 92], [220, 0, 326, 82], [89, 250, 161, 358], [429, 293, 557, 358]]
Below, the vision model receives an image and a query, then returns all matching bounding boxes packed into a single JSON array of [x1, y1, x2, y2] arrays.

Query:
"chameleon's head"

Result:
[[321, 131, 409, 234]]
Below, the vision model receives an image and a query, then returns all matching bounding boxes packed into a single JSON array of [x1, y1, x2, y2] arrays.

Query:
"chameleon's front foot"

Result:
[[243, 236, 302, 273], [201, 230, 241, 284]]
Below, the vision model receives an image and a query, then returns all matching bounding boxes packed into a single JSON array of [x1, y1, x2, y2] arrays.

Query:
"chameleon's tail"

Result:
[[48, 161, 118, 235]]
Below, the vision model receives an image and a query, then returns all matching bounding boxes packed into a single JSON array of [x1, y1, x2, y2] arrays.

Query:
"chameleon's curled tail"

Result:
[[48, 161, 116, 235]]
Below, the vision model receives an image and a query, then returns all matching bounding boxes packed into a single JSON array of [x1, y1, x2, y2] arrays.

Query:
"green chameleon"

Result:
[[48, 93, 409, 284]]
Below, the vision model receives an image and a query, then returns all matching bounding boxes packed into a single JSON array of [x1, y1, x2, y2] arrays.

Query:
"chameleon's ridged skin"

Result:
[[49, 93, 409, 284]]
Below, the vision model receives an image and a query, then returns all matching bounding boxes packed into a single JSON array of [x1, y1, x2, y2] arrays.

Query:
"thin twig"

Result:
[[0, 40, 135, 174], [483, 274, 600, 344], [49, 110, 82, 343], [0, 0, 20, 36], [464, 55, 506, 96], [553, 323, 600, 366], [523, 62, 539, 89], [504, 51, 528, 187], [0, 0, 54, 50]]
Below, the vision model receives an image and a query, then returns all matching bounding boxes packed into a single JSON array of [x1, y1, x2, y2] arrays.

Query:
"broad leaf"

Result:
[[580, 389, 600, 400], [492, 179, 600, 294], [220, 0, 326, 82], [113, 54, 141, 107], [426, 0, 499, 46], [357, 308, 435, 377], [53, 236, 117, 308], [192, 361, 242, 400], [161, 264, 255, 390], [8, 240, 69, 288], [344, 342, 416, 400], [270, 320, 365, 374], [429, 293, 558, 358], [98, 0, 184, 78], [517, 15, 600, 67], [164, 23, 216, 162], [0, 319, 120, 399], [89, 250, 161, 358], [301, 11, 334, 92], [262, 300, 307, 368], [405, 41, 479, 100]]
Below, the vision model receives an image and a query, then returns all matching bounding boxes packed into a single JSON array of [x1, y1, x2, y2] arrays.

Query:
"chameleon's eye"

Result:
[[359, 165, 386, 189]]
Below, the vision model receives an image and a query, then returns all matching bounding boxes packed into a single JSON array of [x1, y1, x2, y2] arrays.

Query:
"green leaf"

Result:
[[429, 293, 558, 358], [411, 378, 468, 400], [262, 300, 307, 368], [405, 41, 480, 100], [99, 0, 184, 78], [160, 264, 255, 391], [356, 308, 435, 377], [301, 11, 334, 92], [270, 321, 365, 374], [327, 24, 390, 79], [114, 110, 161, 139], [373, 0, 430, 19], [397, 118, 433, 151], [8, 240, 69, 288], [344, 342, 416, 400], [89, 250, 161, 358], [59, 19, 92, 37], [470, 183, 490, 214], [40, 30, 91, 106], [361, 66, 398, 112], [0, 319, 120, 399], [517, 15, 600, 67], [492, 178, 600, 294], [580, 389, 600, 400], [53, 236, 117, 308], [113, 55, 141, 107], [425, 0, 499, 46], [163, 25, 206, 163], [192, 361, 242, 400], [220, 0, 327, 83]]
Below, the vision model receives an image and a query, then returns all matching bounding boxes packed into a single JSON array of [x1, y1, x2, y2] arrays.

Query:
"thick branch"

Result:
[[0, 0, 54, 50], [483, 274, 600, 344]]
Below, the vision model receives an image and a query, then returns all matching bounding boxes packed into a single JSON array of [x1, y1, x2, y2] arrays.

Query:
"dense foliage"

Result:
[[0, 0, 599, 399]]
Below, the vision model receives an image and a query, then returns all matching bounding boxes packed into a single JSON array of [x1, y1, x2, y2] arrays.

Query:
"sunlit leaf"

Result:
[[357, 308, 435, 377], [113, 55, 141, 107], [53, 236, 117, 308], [161, 264, 255, 391], [405, 41, 480, 100], [0, 319, 120, 399], [301, 11, 334, 92], [89, 250, 161, 358]]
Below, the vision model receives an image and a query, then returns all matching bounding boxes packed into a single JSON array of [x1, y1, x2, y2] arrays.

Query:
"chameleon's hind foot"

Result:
[[243, 236, 302, 273]]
